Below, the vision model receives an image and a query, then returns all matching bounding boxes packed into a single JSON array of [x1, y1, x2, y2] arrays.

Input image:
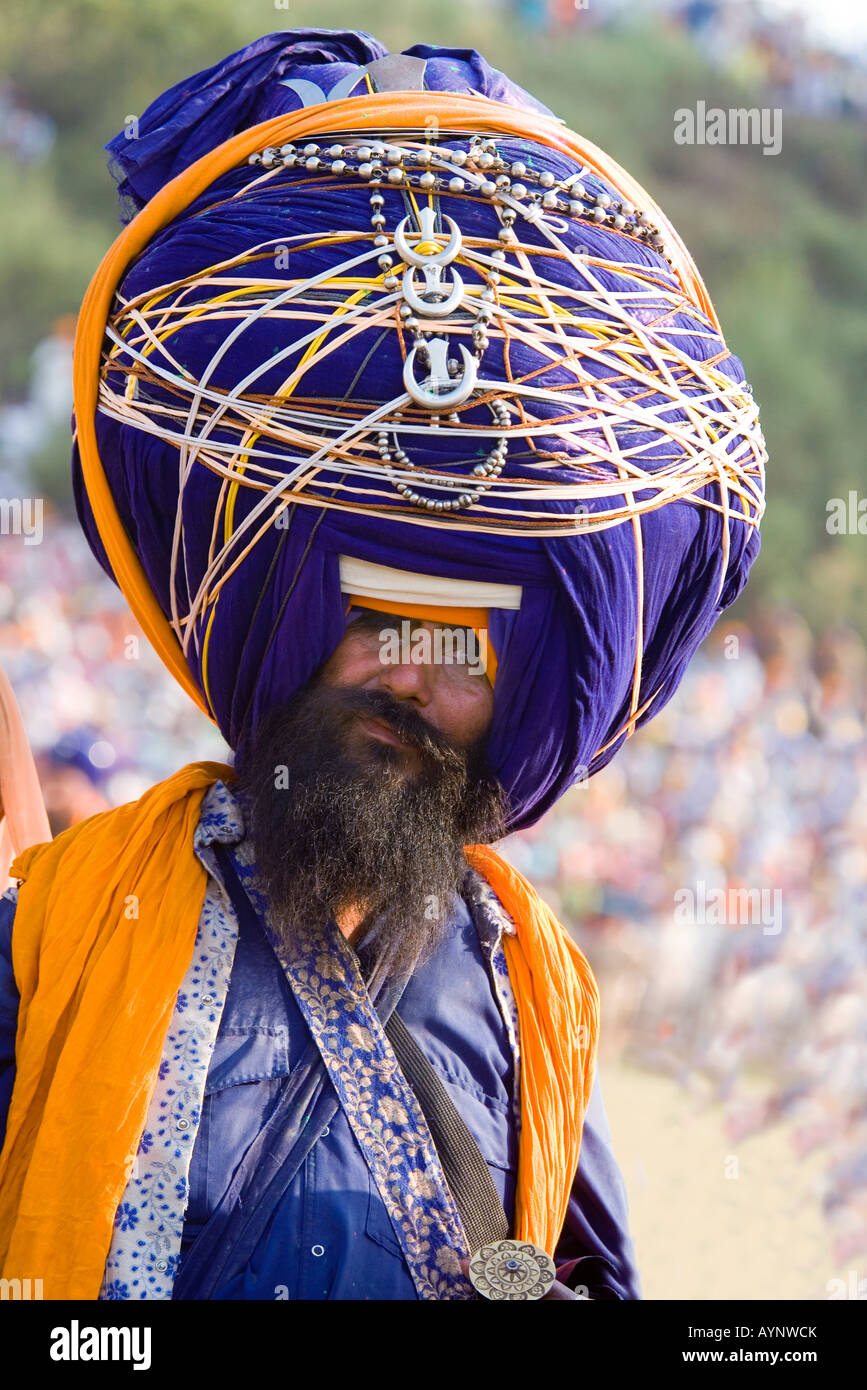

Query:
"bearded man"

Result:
[[0, 30, 765, 1302]]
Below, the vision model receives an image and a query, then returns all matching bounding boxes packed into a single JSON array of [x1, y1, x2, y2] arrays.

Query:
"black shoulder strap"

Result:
[[384, 1011, 509, 1253]]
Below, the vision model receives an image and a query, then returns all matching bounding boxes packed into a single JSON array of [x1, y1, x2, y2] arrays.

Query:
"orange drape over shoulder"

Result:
[[0, 765, 598, 1298]]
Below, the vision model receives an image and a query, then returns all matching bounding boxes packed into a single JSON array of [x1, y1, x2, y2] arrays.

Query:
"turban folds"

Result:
[[72, 30, 766, 832]]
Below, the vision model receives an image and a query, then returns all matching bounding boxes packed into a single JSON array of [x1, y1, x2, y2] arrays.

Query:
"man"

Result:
[[0, 31, 765, 1300]]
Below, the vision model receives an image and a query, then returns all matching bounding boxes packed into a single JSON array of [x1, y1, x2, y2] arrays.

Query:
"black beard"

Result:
[[232, 677, 509, 988]]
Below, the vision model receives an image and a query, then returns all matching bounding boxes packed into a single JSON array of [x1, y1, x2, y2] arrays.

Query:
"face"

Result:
[[233, 608, 507, 989], [318, 608, 496, 772]]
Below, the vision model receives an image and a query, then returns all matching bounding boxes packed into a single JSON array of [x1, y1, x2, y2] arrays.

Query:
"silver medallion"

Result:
[[468, 1239, 557, 1301]]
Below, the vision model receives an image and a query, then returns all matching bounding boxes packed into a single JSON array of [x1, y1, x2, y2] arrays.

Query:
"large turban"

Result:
[[72, 30, 766, 832]]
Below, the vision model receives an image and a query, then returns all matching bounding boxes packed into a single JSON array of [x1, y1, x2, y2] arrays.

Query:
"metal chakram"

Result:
[[468, 1238, 557, 1301]]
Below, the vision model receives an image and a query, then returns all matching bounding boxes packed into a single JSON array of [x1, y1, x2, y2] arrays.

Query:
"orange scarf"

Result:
[[0, 763, 598, 1298]]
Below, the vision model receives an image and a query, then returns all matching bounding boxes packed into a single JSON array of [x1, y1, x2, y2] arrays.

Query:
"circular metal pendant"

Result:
[[468, 1239, 557, 1301]]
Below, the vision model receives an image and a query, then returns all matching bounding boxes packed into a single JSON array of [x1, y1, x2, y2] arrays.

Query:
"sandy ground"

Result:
[[599, 1058, 857, 1301]]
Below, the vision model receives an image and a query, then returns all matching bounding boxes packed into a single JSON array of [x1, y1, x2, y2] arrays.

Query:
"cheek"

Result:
[[321, 636, 380, 685], [434, 679, 494, 746]]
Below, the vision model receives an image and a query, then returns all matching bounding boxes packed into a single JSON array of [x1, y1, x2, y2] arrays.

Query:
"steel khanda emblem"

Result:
[[395, 207, 466, 318], [403, 336, 478, 409]]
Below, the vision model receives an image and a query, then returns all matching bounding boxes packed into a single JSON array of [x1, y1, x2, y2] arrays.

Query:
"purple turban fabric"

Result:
[[72, 30, 765, 833]]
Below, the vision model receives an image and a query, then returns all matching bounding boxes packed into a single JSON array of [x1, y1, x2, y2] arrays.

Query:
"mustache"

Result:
[[320, 683, 470, 767]]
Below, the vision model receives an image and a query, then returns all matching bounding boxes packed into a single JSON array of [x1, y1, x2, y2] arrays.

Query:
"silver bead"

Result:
[[331, 160, 347, 176], [378, 254, 394, 270], [449, 177, 465, 193], [510, 162, 526, 176], [478, 151, 494, 169], [357, 146, 372, 161], [620, 200, 634, 217], [327, 144, 344, 158], [370, 141, 387, 157], [399, 304, 413, 319], [305, 156, 320, 171], [480, 180, 497, 197], [280, 143, 296, 155], [570, 182, 586, 199], [511, 183, 527, 200], [496, 174, 511, 188], [542, 192, 558, 209], [416, 147, 432, 166], [568, 200, 583, 217], [539, 170, 555, 188], [374, 234, 389, 247], [596, 193, 611, 208], [303, 143, 319, 156], [612, 214, 627, 229], [386, 147, 403, 165], [451, 150, 468, 166], [358, 163, 373, 179], [371, 213, 386, 228], [370, 192, 384, 207], [498, 227, 515, 242], [419, 171, 436, 189], [592, 206, 606, 223], [387, 167, 404, 184]]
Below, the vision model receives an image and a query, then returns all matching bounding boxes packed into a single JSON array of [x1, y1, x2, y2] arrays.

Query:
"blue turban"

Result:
[[72, 30, 766, 832]]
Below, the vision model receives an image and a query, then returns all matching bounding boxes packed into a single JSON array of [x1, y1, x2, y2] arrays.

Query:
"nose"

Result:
[[373, 620, 437, 705]]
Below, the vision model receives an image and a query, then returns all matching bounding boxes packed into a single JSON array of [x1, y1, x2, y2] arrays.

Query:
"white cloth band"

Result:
[[339, 555, 522, 610]]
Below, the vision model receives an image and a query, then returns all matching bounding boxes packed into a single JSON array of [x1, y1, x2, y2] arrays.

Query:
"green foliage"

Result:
[[1, 0, 863, 628]]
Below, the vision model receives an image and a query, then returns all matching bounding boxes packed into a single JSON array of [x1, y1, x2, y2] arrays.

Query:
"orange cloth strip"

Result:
[[74, 91, 719, 727], [344, 595, 497, 684], [0, 763, 225, 1298], [0, 764, 598, 1296]]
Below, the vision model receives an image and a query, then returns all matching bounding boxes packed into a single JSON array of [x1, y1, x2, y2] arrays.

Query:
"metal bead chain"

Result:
[[376, 398, 511, 513], [248, 136, 671, 260]]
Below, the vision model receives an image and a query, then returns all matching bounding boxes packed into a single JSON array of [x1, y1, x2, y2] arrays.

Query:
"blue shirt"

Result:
[[0, 793, 640, 1300]]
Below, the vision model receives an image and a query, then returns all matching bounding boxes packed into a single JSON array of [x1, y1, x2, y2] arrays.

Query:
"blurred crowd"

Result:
[[0, 520, 230, 825], [502, 610, 867, 1267], [504, 0, 867, 120], [0, 82, 56, 165]]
